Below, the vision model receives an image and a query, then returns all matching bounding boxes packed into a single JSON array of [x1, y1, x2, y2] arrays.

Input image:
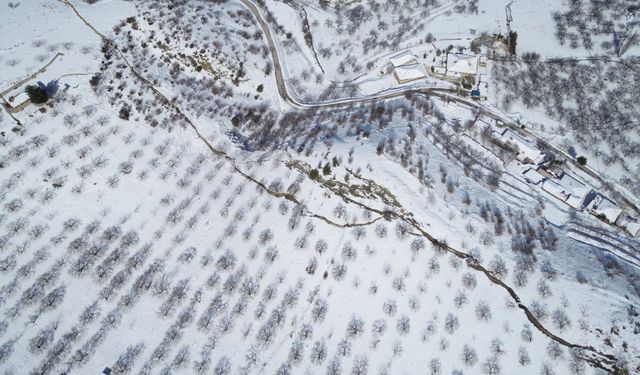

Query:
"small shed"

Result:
[[103, 367, 112, 375]]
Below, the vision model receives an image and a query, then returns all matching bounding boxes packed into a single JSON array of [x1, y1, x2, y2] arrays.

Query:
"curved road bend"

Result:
[[239, 0, 640, 218]]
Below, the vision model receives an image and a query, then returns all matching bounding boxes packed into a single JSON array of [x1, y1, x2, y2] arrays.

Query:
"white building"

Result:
[[556, 173, 591, 209], [566, 187, 591, 209], [586, 194, 623, 223], [499, 129, 544, 164], [432, 66, 447, 75], [542, 180, 569, 201], [393, 64, 426, 84], [387, 50, 426, 84], [522, 168, 545, 184], [625, 221, 640, 237], [479, 56, 488, 68], [389, 50, 417, 67], [446, 53, 479, 77], [8, 92, 30, 107]]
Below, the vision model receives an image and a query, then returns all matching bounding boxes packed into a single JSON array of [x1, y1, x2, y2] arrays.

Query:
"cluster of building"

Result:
[[380, 47, 639, 237], [384, 49, 486, 95], [494, 127, 640, 237], [387, 50, 427, 84], [432, 52, 485, 80]]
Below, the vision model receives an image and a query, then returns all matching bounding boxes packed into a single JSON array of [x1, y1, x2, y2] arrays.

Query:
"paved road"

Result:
[[239, 0, 640, 217], [237, 0, 466, 109]]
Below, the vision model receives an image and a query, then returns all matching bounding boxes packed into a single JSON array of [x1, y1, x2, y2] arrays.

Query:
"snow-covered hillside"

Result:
[[1, 0, 639, 374]]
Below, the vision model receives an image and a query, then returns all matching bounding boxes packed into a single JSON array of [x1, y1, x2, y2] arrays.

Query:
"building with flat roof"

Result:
[[393, 64, 427, 84], [626, 221, 640, 237], [499, 129, 544, 164], [389, 50, 417, 67], [522, 168, 545, 184], [446, 53, 479, 77], [542, 180, 569, 201]]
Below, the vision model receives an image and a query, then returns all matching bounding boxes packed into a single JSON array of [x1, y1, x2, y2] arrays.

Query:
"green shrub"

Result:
[[25, 85, 48, 104], [322, 163, 331, 176], [309, 169, 320, 180], [577, 156, 587, 165]]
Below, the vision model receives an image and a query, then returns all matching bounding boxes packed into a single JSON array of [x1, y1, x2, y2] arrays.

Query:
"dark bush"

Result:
[[119, 106, 130, 120], [25, 85, 48, 104]]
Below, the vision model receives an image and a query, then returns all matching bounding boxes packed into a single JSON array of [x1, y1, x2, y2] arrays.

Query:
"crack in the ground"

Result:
[[56, 1, 626, 373]]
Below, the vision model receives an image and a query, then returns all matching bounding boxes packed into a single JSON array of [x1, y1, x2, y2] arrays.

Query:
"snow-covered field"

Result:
[[1, 0, 639, 374]]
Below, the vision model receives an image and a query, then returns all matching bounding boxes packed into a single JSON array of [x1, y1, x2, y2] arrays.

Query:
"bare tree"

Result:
[[482, 356, 501, 375], [396, 315, 410, 335], [29, 321, 59, 354], [461, 344, 478, 367], [475, 301, 492, 321], [112, 342, 145, 374], [551, 308, 570, 331], [310, 340, 327, 364], [444, 313, 459, 334], [346, 315, 365, 338], [351, 355, 368, 375], [326, 356, 342, 375], [546, 341, 563, 360]]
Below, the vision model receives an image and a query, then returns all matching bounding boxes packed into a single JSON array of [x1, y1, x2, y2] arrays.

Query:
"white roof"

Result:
[[389, 50, 417, 67], [394, 64, 426, 83], [559, 173, 585, 190], [501, 130, 543, 163], [542, 180, 569, 201], [433, 66, 447, 75], [626, 221, 640, 237], [522, 168, 544, 184], [11, 92, 29, 104], [587, 195, 623, 223], [556, 173, 589, 208], [566, 187, 590, 209], [447, 53, 478, 75]]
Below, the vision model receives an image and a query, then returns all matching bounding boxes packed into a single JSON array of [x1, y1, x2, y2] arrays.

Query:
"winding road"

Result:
[[54, 0, 631, 372], [243, 0, 640, 223], [237, 0, 468, 109]]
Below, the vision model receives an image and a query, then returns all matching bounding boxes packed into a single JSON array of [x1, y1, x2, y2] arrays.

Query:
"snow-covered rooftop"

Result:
[[522, 168, 545, 184], [389, 50, 417, 67], [626, 221, 640, 237], [500, 129, 544, 163], [559, 172, 585, 190], [393, 64, 426, 83], [11, 92, 30, 104], [566, 187, 590, 209], [542, 180, 569, 201], [587, 194, 623, 223], [446, 53, 478, 75]]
